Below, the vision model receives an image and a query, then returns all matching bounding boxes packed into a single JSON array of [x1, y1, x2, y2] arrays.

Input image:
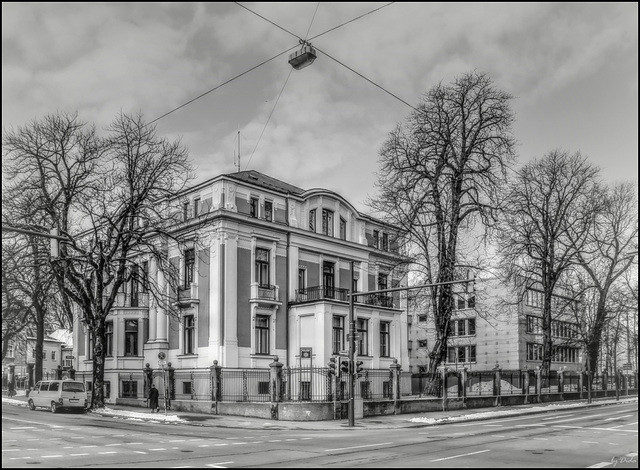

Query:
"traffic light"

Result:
[[355, 360, 364, 378], [328, 356, 339, 376], [340, 359, 350, 375]]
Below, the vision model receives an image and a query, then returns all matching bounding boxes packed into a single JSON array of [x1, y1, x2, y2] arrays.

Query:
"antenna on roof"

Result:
[[234, 129, 241, 172]]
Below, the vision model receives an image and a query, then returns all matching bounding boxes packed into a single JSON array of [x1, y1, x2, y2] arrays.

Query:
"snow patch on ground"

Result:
[[408, 399, 630, 424], [92, 406, 186, 424]]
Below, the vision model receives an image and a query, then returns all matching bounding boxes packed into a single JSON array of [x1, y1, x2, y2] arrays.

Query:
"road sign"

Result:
[[300, 347, 312, 359]]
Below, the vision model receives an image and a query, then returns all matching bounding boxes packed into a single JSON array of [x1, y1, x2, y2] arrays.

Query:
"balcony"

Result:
[[250, 283, 280, 304], [292, 286, 397, 308], [295, 285, 350, 303], [177, 283, 199, 307], [105, 293, 149, 309]]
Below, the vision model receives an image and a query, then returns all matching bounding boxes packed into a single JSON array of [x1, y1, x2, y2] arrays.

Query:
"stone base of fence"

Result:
[[110, 389, 637, 421]]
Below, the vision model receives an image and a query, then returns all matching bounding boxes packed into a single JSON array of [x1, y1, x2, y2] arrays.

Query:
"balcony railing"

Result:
[[104, 293, 149, 308], [295, 286, 349, 303], [177, 283, 198, 305], [250, 283, 279, 302], [293, 286, 396, 308]]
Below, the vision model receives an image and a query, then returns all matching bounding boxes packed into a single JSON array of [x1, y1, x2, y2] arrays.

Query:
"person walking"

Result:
[[148, 383, 160, 412]]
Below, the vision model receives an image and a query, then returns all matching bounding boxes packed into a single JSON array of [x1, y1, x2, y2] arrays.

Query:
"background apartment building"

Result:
[[408, 276, 583, 373], [73, 170, 408, 397]]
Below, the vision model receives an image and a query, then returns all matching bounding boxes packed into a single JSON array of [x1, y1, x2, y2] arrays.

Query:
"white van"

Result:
[[28, 380, 88, 413]]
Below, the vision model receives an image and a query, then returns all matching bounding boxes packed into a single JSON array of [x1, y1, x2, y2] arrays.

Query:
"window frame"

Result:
[[124, 319, 139, 357], [255, 248, 270, 287], [332, 315, 345, 355], [357, 318, 369, 356], [183, 314, 195, 355], [380, 321, 390, 357], [105, 321, 113, 357], [184, 248, 195, 288], [309, 209, 316, 232], [254, 314, 271, 355]]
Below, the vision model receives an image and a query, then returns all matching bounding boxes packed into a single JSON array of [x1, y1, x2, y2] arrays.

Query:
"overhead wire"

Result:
[[316, 46, 419, 112], [243, 2, 320, 171], [148, 3, 413, 139]]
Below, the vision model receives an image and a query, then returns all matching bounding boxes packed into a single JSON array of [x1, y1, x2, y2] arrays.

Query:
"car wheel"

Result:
[[51, 402, 58, 413], [28, 399, 35, 411]]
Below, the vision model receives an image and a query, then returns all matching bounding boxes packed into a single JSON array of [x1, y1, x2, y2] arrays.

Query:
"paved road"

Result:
[[2, 401, 637, 468]]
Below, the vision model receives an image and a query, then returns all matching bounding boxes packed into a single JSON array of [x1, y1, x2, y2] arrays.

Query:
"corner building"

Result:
[[74, 170, 408, 396]]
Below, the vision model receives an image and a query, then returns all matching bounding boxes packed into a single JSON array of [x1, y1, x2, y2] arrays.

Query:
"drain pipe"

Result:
[[285, 196, 290, 367]]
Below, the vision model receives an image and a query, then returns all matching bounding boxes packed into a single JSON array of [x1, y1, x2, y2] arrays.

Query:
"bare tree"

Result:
[[497, 150, 600, 374], [2, 111, 194, 408], [368, 71, 516, 390], [1, 189, 62, 382], [567, 182, 638, 376]]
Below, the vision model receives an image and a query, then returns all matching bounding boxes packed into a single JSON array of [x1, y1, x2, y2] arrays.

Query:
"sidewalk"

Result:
[[3, 391, 637, 431]]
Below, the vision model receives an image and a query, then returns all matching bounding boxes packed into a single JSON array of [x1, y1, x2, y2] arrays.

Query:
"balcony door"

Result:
[[323, 262, 335, 298]]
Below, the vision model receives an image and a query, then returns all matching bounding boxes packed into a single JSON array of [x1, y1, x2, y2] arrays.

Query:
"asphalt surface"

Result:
[[4, 391, 637, 431]]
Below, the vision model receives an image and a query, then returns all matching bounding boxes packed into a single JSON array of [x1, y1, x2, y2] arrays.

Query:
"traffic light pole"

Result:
[[345, 269, 474, 427], [348, 261, 356, 427]]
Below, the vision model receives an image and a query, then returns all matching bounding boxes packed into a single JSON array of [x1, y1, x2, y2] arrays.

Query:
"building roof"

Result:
[[224, 170, 305, 196]]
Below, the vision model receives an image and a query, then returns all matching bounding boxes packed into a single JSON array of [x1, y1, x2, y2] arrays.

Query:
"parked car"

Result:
[[28, 380, 88, 413]]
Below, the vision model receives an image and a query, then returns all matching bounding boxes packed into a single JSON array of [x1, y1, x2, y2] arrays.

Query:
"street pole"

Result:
[[348, 261, 355, 427]]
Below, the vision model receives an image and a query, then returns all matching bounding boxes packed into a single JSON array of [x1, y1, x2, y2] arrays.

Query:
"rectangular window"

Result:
[[183, 201, 189, 221], [141, 261, 149, 293], [122, 380, 137, 398], [323, 262, 335, 297], [378, 273, 388, 291], [264, 200, 273, 221], [250, 197, 259, 218], [43, 350, 46, 359], [373, 230, 379, 248], [418, 314, 428, 323], [125, 320, 138, 356], [7, 345, 13, 358], [184, 248, 195, 288], [332, 316, 345, 355], [258, 381, 270, 395], [298, 268, 306, 291], [183, 382, 192, 395], [418, 339, 428, 348], [322, 209, 334, 236], [469, 345, 476, 362], [457, 346, 466, 363], [382, 233, 389, 251], [255, 248, 270, 286], [468, 318, 476, 335], [255, 315, 270, 355], [104, 382, 111, 398], [105, 321, 113, 357], [457, 319, 466, 336], [339, 217, 346, 240], [447, 347, 456, 363], [380, 321, 390, 357], [183, 315, 195, 355], [309, 209, 316, 232], [527, 315, 542, 334], [457, 295, 466, 310], [130, 265, 139, 307], [527, 343, 544, 361], [51, 351, 56, 360], [467, 295, 476, 309], [194, 198, 200, 217], [357, 318, 369, 356]]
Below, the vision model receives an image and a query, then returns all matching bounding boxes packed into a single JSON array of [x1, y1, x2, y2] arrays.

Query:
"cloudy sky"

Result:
[[2, 2, 637, 213]]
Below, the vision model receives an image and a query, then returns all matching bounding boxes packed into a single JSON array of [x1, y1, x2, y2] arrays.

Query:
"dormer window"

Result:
[[322, 209, 334, 236], [264, 200, 273, 221], [309, 209, 316, 232], [250, 197, 259, 218], [339, 217, 346, 240]]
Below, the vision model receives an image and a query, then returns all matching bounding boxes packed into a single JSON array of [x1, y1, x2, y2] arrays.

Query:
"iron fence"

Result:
[[466, 371, 496, 396], [220, 368, 271, 402], [283, 366, 332, 402], [173, 369, 211, 401]]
